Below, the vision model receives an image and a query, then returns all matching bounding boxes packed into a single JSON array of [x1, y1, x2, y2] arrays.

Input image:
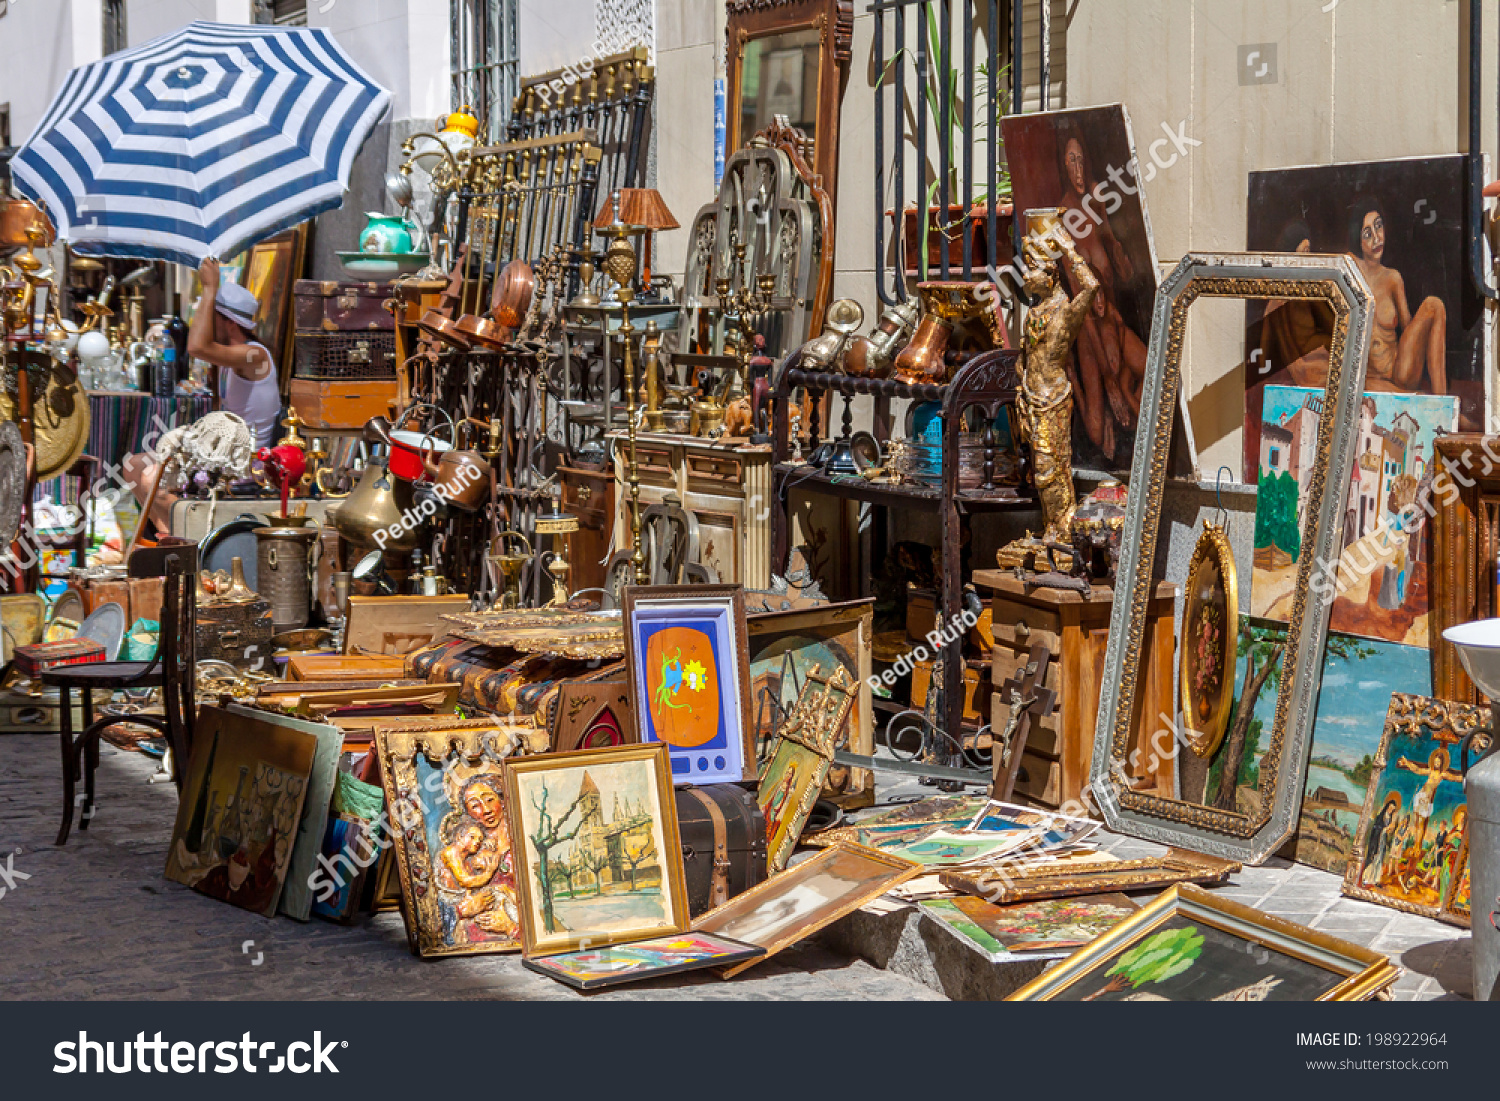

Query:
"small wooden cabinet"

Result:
[[974, 571, 1177, 812], [559, 464, 615, 596], [608, 433, 773, 589]]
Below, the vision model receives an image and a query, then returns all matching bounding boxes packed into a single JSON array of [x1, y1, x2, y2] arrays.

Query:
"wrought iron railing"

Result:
[[872, 0, 1056, 306]]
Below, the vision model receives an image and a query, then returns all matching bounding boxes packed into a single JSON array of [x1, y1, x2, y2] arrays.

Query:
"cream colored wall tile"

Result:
[[657, 0, 717, 53]]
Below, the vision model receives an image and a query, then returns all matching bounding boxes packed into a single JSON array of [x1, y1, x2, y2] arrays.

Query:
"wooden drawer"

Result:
[[634, 443, 678, 488], [989, 595, 1062, 654], [681, 490, 744, 585], [685, 451, 746, 497], [1010, 749, 1061, 807]]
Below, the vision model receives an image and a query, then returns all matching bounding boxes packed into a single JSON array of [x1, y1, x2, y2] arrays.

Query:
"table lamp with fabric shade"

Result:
[[594, 189, 679, 293]]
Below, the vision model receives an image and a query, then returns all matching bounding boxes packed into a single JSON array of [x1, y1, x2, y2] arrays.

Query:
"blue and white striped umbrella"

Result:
[[11, 21, 390, 267]]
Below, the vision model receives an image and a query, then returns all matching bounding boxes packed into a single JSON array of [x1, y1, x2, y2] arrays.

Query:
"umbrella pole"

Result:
[[126, 445, 177, 558]]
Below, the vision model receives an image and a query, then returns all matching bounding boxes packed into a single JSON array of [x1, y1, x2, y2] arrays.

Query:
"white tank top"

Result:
[[220, 342, 280, 449]]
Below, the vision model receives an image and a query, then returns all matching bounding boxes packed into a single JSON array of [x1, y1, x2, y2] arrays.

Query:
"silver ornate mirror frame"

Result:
[[1089, 252, 1373, 864]]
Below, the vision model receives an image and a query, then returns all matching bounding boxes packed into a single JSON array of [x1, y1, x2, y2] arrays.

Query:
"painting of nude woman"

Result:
[[1245, 156, 1485, 478], [1002, 105, 1162, 469]]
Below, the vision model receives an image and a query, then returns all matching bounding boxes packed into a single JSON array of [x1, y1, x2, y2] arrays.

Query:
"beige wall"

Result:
[[652, 0, 1499, 471]]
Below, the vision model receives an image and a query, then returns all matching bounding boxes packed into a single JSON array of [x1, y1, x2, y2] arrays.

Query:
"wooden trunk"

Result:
[[289, 377, 398, 430], [974, 571, 1178, 812], [674, 784, 767, 916]]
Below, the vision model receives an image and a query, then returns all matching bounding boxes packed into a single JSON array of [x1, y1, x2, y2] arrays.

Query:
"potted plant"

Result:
[[880, 10, 1014, 280]]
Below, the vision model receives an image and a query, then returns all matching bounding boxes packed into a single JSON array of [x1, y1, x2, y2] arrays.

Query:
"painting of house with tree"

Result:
[[1251, 384, 1458, 647]]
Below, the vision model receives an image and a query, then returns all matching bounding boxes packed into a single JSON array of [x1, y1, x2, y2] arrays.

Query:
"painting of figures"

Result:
[[376, 726, 524, 958], [505, 744, 690, 957], [1251, 384, 1458, 646], [165, 706, 317, 918], [1342, 693, 1488, 926]]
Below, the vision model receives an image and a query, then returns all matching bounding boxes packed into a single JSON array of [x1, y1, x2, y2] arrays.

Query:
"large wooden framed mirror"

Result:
[[726, 0, 852, 213], [1091, 253, 1374, 864]]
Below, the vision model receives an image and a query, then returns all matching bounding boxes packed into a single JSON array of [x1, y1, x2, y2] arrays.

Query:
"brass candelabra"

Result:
[[597, 221, 648, 584], [714, 237, 778, 407]]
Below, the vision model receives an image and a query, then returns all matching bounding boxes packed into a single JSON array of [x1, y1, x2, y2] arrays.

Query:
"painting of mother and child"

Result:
[[513, 755, 675, 952]]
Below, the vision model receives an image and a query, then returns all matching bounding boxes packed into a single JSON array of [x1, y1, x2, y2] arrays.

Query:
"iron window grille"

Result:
[[452, 0, 520, 142]]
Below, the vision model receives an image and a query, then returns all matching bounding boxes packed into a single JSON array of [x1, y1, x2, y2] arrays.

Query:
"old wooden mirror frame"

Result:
[[726, 0, 852, 215], [1090, 252, 1373, 864]]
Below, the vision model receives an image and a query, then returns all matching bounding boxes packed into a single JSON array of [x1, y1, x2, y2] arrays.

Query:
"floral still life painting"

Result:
[[1342, 693, 1489, 925], [506, 743, 691, 957], [376, 726, 524, 958], [522, 932, 764, 991], [920, 893, 1139, 962]]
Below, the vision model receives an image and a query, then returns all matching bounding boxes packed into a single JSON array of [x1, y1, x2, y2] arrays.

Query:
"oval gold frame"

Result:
[[1179, 523, 1238, 760]]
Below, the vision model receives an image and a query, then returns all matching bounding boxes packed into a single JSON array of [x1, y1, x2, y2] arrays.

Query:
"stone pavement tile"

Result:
[[1311, 912, 1398, 936]]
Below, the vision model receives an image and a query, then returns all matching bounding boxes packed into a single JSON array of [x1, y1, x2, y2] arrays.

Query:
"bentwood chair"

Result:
[[49, 554, 196, 845]]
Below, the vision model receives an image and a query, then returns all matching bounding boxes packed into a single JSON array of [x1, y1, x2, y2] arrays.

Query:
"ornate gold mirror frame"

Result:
[[726, 0, 852, 214], [1090, 253, 1373, 864]]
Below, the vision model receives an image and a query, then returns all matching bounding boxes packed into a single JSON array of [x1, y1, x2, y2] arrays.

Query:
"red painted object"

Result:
[[14, 638, 106, 678]]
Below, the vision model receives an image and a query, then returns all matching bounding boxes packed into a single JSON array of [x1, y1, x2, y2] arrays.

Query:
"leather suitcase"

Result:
[[289, 377, 397, 429], [675, 784, 767, 917], [293, 280, 394, 332]]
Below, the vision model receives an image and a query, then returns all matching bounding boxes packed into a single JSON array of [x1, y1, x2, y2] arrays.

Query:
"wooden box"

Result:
[[974, 571, 1177, 811], [344, 595, 468, 656], [289, 377, 397, 430], [559, 464, 615, 595], [287, 654, 410, 682]]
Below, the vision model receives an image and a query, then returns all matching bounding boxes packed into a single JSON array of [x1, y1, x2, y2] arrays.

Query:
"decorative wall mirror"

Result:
[[1090, 253, 1373, 864], [726, 0, 852, 213]]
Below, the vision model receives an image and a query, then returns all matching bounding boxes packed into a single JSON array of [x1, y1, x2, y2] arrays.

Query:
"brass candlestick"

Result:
[[598, 221, 648, 584], [533, 509, 580, 606], [642, 319, 665, 431], [714, 236, 778, 406]]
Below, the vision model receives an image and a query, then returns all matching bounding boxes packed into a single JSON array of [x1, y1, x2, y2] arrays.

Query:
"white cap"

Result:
[[214, 280, 259, 331]]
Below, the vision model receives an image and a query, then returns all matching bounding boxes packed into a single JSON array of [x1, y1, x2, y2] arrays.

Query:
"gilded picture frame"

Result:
[[373, 722, 528, 958], [1179, 522, 1238, 760], [503, 742, 692, 958], [1090, 253, 1373, 864], [938, 849, 1241, 906], [1008, 884, 1399, 1002], [1341, 693, 1490, 926]]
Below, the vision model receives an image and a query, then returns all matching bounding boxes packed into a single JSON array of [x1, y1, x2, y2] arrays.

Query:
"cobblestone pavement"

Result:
[[0, 733, 940, 1001], [0, 733, 1472, 1001]]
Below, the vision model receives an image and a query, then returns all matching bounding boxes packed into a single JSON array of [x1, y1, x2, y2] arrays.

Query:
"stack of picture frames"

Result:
[[373, 717, 921, 991]]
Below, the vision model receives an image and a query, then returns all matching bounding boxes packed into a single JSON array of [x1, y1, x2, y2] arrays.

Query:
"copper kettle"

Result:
[[421, 439, 493, 511]]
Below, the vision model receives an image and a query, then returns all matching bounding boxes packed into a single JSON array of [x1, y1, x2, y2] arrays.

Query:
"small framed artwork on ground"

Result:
[[1008, 885, 1399, 1001], [1342, 693, 1489, 926], [523, 932, 765, 992], [693, 842, 921, 978], [623, 585, 755, 784], [374, 723, 528, 958], [504, 743, 692, 957], [760, 663, 858, 873]]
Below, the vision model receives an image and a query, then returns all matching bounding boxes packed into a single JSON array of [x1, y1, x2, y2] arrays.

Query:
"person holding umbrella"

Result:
[[188, 257, 281, 450]]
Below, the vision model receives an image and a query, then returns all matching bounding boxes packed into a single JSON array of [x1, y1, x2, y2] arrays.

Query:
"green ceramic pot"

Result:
[[359, 212, 414, 255]]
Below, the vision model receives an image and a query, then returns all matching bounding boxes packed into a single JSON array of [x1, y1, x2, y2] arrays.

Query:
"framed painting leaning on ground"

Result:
[[1342, 693, 1490, 926], [623, 585, 755, 784], [1090, 253, 1374, 864], [1008, 885, 1399, 1001], [504, 743, 691, 958]]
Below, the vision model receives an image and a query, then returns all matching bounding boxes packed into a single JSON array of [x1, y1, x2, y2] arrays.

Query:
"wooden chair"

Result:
[[596, 494, 719, 608], [49, 554, 196, 845]]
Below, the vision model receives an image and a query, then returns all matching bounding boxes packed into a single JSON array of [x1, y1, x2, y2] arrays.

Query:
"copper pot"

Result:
[[491, 259, 534, 328], [454, 312, 510, 350], [846, 297, 920, 379], [0, 200, 54, 252], [417, 308, 472, 350], [892, 314, 953, 385]]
